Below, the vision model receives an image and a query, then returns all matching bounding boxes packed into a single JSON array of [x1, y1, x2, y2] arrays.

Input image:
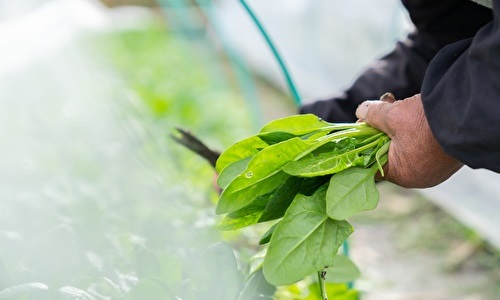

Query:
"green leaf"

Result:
[[326, 255, 361, 283], [68, 276, 94, 290], [263, 188, 353, 286], [283, 148, 365, 177], [299, 176, 331, 196], [217, 157, 252, 190], [259, 114, 332, 135], [258, 131, 297, 145], [0, 282, 49, 299], [259, 222, 279, 245], [248, 248, 267, 276], [221, 137, 311, 193], [156, 252, 183, 287], [258, 176, 304, 222], [178, 242, 243, 300], [217, 193, 271, 231], [135, 247, 162, 279], [237, 269, 276, 300], [87, 277, 122, 300], [283, 135, 386, 177], [215, 132, 296, 174], [215, 135, 268, 173], [125, 278, 176, 300], [217, 171, 289, 215], [217, 132, 348, 214], [326, 165, 379, 220], [59, 286, 96, 300]]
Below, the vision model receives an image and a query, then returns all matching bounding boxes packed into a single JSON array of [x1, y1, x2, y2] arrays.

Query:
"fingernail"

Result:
[[380, 92, 396, 102], [356, 100, 378, 120]]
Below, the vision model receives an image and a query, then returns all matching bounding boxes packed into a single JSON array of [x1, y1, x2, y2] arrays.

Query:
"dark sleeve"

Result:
[[421, 1, 500, 172], [300, 0, 492, 123]]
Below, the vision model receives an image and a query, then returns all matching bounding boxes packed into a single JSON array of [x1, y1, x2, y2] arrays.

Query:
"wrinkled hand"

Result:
[[356, 94, 463, 188]]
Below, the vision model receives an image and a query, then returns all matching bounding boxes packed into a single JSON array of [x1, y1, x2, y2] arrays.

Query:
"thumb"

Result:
[[355, 100, 394, 136]]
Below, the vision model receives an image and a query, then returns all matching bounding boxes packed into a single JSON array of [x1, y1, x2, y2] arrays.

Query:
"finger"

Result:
[[355, 100, 394, 136], [355, 100, 380, 121]]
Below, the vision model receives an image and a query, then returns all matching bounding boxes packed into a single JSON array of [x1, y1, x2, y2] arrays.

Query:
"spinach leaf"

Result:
[[258, 131, 297, 145], [209, 115, 391, 291], [237, 269, 276, 300], [263, 187, 353, 286], [217, 192, 272, 231], [259, 114, 332, 135], [217, 171, 289, 215], [299, 176, 331, 196], [260, 114, 371, 137], [326, 162, 380, 220], [219, 176, 308, 230], [248, 248, 267, 276], [0, 283, 49, 299], [176, 242, 243, 300], [216, 135, 323, 214], [283, 136, 387, 177], [125, 278, 176, 300], [218, 127, 383, 215], [216, 128, 305, 174], [258, 176, 304, 222], [217, 156, 252, 189], [259, 222, 279, 245], [283, 148, 365, 177], [215, 135, 268, 173], [220, 137, 308, 192]]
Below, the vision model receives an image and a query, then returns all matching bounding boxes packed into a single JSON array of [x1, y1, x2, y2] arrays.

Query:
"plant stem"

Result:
[[317, 269, 328, 300]]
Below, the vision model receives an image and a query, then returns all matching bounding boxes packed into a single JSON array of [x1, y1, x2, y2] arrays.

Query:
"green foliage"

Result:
[[263, 187, 353, 286], [100, 26, 253, 144], [0, 283, 49, 299], [216, 116, 386, 217], [124, 278, 175, 300], [326, 165, 381, 220], [0, 26, 259, 300], [237, 270, 276, 300], [176, 242, 244, 300], [258, 176, 304, 222], [215, 113, 391, 295]]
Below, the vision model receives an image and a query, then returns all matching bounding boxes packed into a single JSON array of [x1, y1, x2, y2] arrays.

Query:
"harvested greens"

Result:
[[215, 114, 390, 286]]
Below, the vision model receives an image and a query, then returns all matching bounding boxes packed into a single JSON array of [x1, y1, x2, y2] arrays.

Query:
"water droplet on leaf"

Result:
[[245, 171, 254, 178]]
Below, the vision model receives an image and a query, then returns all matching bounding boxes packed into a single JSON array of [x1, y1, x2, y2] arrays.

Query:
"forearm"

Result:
[[421, 0, 500, 172], [301, 0, 492, 123], [300, 32, 433, 123]]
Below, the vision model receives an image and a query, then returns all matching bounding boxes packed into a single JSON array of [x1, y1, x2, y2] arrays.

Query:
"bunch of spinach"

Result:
[[215, 114, 390, 290]]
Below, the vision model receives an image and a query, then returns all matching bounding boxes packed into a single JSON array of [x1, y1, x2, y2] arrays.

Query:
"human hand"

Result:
[[355, 94, 463, 188]]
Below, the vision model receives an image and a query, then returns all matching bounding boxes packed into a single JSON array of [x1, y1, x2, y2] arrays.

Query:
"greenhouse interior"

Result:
[[0, 0, 498, 299]]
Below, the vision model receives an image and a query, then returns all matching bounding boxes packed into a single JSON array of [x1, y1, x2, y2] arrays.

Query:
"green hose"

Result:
[[239, 0, 302, 107]]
